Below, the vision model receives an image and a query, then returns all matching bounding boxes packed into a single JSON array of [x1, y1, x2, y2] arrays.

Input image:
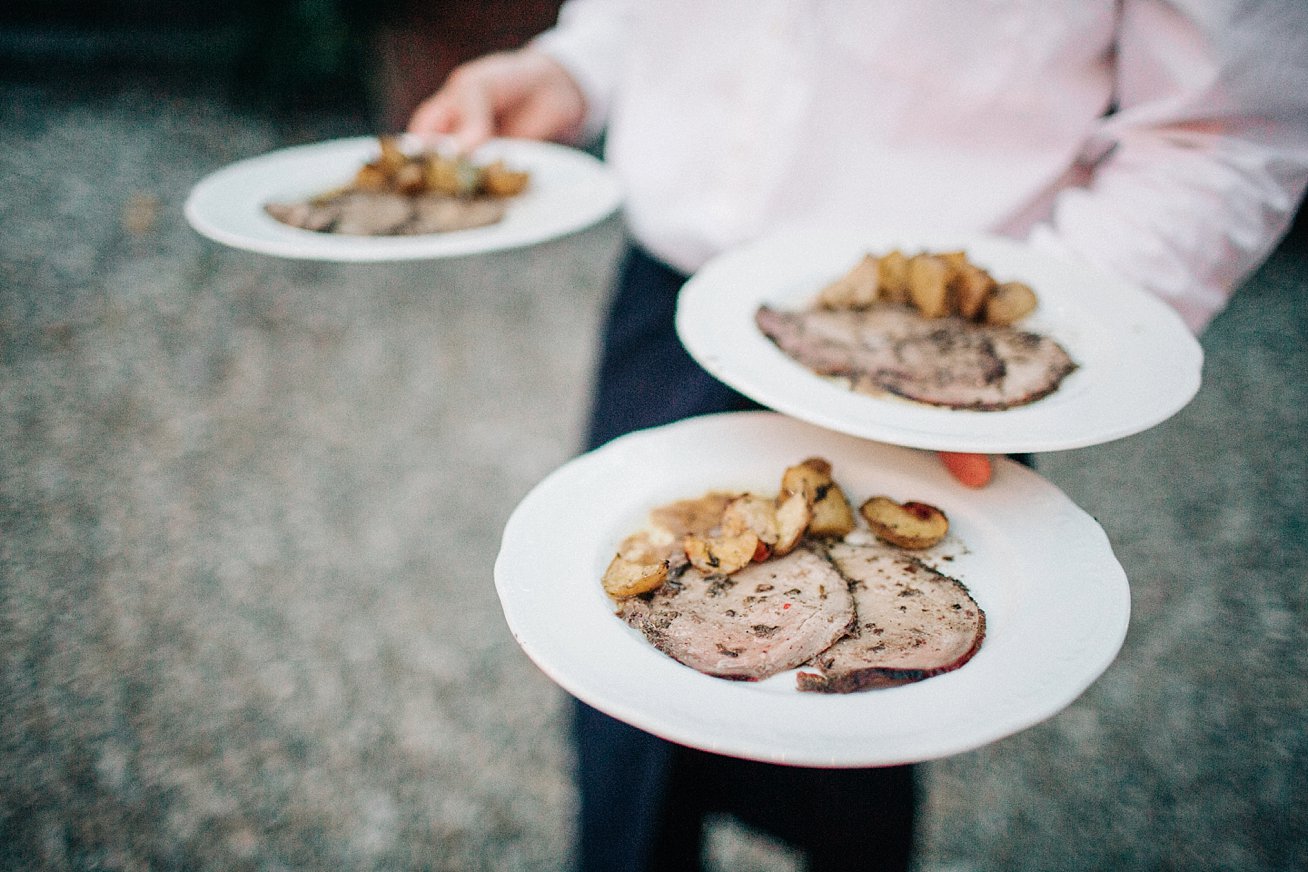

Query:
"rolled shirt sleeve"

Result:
[[1029, 0, 1308, 333]]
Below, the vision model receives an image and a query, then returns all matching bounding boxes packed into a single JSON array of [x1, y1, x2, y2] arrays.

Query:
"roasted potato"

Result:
[[393, 161, 427, 195], [602, 554, 669, 598], [816, 276, 859, 310], [375, 136, 408, 175], [772, 491, 812, 557], [348, 138, 533, 199], [878, 249, 912, 303], [779, 457, 854, 538], [813, 248, 1036, 325], [353, 163, 390, 191], [907, 254, 952, 318], [984, 280, 1039, 325], [721, 494, 780, 545], [684, 530, 762, 575], [482, 160, 531, 197], [780, 457, 832, 498], [952, 261, 998, 321], [649, 491, 738, 539], [817, 254, 881, 309], [860, 496, 949, 549], [423, 155, 480, 196], [808, 486, 856, 538], [616, 527, 678, 564]]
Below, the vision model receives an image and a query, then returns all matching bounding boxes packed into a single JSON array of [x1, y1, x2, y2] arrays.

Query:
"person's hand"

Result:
[[408, 49, 587, 153], [937, 451, 992, 488]]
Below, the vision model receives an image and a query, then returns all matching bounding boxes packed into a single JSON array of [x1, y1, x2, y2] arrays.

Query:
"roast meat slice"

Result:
[[409, 194, 507, 233], [797, 541, 985, 693], [264, 191, 508, 237], [264, 200, 341, 232], [618, 543, 855, 681], [328, 191, 414, 235], [755, 304, 1077, 411]]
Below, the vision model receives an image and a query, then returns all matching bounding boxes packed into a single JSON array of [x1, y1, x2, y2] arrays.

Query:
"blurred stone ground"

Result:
[[1, 13, 1306, 872]]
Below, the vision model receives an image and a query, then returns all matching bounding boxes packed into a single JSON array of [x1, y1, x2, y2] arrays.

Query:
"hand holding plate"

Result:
[[407, 49, 587, 153]]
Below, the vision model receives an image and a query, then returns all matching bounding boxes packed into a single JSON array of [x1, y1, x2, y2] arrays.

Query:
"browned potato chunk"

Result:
[[345, 137, 529, 203], [815, 276, 859, 310], [907, 254, 952, 318], [984, 281, 1039, 325], [772, 491, 813, 557], [780, 457, 832, 497], [721, 494, 780, 545], [616, 528, 678, 564], [860, 496, 949, 549], [808, 484, 856, 538], [952, 261, 998, 321], [375, 136, 407, 175], [602, 554, 669, 598], [816, 254, 881, 309], [353, 163, 390, 191], [779, 458, 855, 538], [684, 530, 761, 575], [649, 492, 738, 539], [481, 160, 530, 197], [424, 155, 481, 196], [394, 161, 427, 195], [879, 249, 912, 303]]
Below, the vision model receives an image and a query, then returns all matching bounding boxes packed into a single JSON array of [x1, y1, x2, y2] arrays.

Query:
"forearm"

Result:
[[1032, 129, 1308, 333]]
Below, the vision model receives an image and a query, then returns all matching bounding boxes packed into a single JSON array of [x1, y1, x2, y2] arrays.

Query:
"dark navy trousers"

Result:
[[575, 246, 916, 872]]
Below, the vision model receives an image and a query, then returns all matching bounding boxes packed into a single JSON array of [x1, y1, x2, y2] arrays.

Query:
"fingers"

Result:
[[938, 452, 993, 488], [407, 50, 587, 152], [407, 95, 455, 138], [408, 76, 496, 153]]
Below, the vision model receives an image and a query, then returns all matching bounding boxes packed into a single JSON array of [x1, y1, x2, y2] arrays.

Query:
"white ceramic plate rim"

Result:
[[184, 135, 622, 261], [676, 226, 1203, 453], [495, 412, 1130, 767]]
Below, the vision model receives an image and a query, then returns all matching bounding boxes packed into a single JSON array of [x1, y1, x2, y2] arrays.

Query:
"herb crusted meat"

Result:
[[265, 191, 508, 236], [607, 458, 987, 692], [618, 538, 986, 691], [617, 543, 856, 681], [755, 303, 1077, 410], [796, 541, 986, 693]]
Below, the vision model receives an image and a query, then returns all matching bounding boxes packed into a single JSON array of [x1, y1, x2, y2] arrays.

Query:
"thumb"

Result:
[[938, 452, 993, 488]]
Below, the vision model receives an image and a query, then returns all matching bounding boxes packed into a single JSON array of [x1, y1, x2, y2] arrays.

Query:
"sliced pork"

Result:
[[618, 543, 855, 681], [797, 541, 985, 693], [264, 191, 507, 236], [755, 304, 1077, 410]]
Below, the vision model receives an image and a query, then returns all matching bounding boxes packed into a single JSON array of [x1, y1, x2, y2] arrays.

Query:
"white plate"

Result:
[[676, 227, 1203, 453], [495, 412, 1130, 767], [184, 136, 622, 261]]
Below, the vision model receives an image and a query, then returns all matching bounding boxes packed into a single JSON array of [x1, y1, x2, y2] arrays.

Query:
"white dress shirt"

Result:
[[534, 0, 1308, 332]]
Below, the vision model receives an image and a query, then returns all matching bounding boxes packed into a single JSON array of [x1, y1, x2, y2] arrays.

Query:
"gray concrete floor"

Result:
[[2, 70, 1306, 872]]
